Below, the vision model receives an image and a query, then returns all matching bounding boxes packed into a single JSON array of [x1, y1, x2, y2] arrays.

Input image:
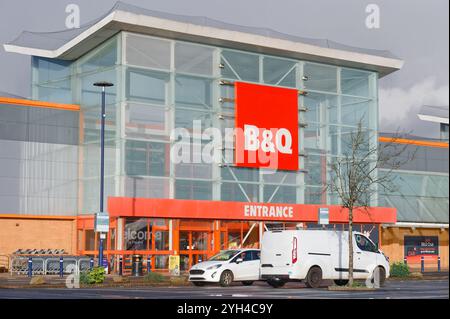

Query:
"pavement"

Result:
[[0, 278, 448, 299]]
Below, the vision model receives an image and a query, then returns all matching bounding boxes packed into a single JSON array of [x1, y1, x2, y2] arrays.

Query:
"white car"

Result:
[[261, 230, 390, 288], [189, 249, 261, 287]]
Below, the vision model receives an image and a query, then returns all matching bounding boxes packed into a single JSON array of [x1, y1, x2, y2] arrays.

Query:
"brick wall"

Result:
[[0, 217, 77, 255]]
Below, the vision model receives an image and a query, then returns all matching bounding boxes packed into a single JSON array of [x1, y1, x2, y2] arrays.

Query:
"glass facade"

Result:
[[30, 31, 381, 214]]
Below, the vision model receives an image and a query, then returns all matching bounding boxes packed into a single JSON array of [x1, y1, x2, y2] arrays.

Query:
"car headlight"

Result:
[[207, 264, 222, 270]]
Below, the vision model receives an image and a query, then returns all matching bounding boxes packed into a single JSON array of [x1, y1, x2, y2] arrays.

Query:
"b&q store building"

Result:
[[0, 3, 448, 272]]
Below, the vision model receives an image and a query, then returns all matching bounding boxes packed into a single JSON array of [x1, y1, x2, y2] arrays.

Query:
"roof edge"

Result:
[[4, 9, 404, 77]]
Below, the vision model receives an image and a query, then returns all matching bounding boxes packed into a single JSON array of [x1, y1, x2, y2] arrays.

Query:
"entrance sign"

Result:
[[318, 208, 329, 225], [169, 255, 180, 276], [235, 82, 299, 171], [108, 197, 397, 224], [94, 212, 110, 233]]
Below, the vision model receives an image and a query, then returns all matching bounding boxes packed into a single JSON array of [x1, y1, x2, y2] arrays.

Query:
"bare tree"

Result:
[[327, 120, 415, 287]]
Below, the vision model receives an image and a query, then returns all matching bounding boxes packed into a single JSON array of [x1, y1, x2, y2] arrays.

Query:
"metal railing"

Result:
[[10, 255, 95, 276]]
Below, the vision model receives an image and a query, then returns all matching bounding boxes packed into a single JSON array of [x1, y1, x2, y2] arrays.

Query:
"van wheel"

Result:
[[305, 266, 322, 288], [267, 278, 286, 288], [242, 281, 254, 286], [334, 280, 349, 286], [192, 282, 205, 287], [371, 267, 386, 287], [220, 270, 234, 287]]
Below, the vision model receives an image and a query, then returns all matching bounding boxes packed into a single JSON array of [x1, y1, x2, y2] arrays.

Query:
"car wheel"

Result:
[[267, 278, 286, 288], [371, 266, 386, 287], [305, 266, 322, 288], [242, 281, 254, 286], [220, 270, 234, 287], [192, 282, 205, 287], [334, 279, 349, 286]]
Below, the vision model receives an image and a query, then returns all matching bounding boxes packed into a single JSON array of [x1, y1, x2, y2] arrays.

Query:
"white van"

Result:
[[260, 229, 390, 288]]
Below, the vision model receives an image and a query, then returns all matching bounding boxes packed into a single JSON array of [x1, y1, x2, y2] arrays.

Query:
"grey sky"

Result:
[[0, 0, 448, 137]]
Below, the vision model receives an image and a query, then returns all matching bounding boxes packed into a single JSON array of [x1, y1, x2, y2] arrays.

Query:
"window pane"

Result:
[[126, 68, 169, 105], [341, 68, 371, 97], [263, 57, 296, 87], [126, 34, 171, 70], [175, 180, 213, 200], [175, 75, 213, 110], [125, 103, 169, 140], [221, 182, 259, 202], [264, 185, 297, 203], [124, 218, 149, 250], [124, 177, 170, 199], [125, 140, 169, 177], [175, 42, 214, 76], [221, 50, 259, 82], [303, 63, 337, 93]]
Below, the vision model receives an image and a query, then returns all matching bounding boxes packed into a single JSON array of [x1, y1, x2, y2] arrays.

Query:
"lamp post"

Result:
[[93, 81, 114, 268]]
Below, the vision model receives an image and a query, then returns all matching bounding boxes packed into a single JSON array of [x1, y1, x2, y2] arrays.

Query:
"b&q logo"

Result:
[[235, 82, 299, 171]]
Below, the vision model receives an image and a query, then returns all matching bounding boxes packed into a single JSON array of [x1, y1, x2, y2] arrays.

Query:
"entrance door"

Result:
[[179, 230, 212, 270]]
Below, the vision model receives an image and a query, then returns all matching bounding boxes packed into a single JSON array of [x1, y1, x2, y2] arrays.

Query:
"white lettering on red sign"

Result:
[[244, 125, 293, 155], [244, 204, 294, 219]]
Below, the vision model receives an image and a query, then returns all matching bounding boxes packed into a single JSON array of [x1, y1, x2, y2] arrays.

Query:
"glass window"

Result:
[[175, 109, 214, 133], [221, 182, 259, 202], [124, 218, 149, 250], [221, 50, 259, 82], [251, 250, 261, 260], [80, 37, 118, 74], [126, 34, 171, 70], [125, 103, 168, 140], [84, 230, 95, 251], [175, 180, 213, 200], [175, 75, 213, 110], [175, 42, 214, 76], [355, 234, 378, 253], [264, 185, 297, 203], [125, 140, 169, 177], [341, 68, 372, 97], [155, 231, 169, 250], [209, 250, 240, 261], [263, 57, 296, 87], [126, 68, 169, 105], [303, 63, 337, 93], [341, 96, 372, 127], [33, 57, 72, 83]]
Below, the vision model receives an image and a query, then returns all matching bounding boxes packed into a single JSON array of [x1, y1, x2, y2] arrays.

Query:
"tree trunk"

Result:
[[348, 207, 354, 287]]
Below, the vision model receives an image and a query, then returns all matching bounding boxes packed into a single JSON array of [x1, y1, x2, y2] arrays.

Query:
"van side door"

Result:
[[354, 234, 379, 279]]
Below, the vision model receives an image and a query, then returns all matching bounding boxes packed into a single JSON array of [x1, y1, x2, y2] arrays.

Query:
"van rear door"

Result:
[[261, 231, 296, 275]]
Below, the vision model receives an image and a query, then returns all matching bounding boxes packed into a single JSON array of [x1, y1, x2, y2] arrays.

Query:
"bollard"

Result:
[[28, 257, 33, 278], [59, 256, 64, 278], [421, 256, 425, 273], [119, 256, 123, 276], [147, 256, 151, 273], [438, 256, 441, 272], [90, 257, 94, 270]]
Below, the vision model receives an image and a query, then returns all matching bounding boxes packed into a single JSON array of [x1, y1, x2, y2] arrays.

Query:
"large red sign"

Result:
[[108, 197, 397, 224], [235, 82, 299, 171]]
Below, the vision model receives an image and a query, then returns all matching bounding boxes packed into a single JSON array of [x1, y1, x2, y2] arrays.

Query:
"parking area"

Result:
[[0, 279, 447, 299]]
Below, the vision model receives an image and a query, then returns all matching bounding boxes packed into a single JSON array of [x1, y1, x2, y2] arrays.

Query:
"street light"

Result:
[[93, 81, 114, 268]]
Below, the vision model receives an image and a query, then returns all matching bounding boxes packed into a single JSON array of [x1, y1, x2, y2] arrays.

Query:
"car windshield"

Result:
[[208, 250, 240, 261]]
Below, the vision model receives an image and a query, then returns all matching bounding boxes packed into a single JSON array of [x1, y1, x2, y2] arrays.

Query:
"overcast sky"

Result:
[[0, 0, 448, 138]]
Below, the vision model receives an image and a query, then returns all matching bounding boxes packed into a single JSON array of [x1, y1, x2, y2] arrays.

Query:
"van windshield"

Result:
[[209, 250, 240, 261]]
